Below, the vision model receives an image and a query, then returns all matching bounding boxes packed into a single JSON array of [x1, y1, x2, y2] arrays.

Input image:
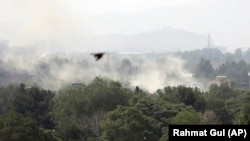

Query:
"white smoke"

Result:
[[130, 55, 197, 92], [0, 45, 203, 92]]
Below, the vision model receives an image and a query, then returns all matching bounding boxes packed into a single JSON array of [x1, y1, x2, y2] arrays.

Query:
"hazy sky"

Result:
[[0, 0, 250, 51]]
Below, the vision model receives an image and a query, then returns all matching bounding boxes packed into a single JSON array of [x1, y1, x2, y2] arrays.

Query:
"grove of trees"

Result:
[[0, 47, 250, 140], [0, 77, 249, 141]]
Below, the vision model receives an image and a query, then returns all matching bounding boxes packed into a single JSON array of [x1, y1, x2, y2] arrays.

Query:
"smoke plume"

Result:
[[0, 46, 200, 93]]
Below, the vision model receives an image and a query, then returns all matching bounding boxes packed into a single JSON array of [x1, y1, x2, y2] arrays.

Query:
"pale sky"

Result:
[[0, 0, 250, 51]]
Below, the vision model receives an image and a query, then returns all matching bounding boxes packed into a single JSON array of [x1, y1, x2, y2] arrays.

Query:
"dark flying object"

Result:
[[91, 52, 105, 61]]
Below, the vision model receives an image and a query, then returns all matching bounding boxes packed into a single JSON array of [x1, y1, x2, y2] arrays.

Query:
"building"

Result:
[[213, 76, 234, 87]]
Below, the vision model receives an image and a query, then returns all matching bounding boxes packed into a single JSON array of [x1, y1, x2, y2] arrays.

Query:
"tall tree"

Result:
[[172, 109, 200, 124], [0, 112, 58, 141], [101, 106, 160, 141], [10, 83, 55, 129], [52, 78, 133, 141], [194, 58, 215, 80], [216, 60, 250, 88]]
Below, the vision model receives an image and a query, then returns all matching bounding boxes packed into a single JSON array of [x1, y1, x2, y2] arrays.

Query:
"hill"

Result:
[[79, 27, 208, 52]]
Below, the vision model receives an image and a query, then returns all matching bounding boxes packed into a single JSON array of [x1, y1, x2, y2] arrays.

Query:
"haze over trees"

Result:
[[1, 0, 250, 140], [0, 47, 250, 140]]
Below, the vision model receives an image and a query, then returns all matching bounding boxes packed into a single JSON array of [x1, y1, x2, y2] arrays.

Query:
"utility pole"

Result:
[[248, 72, 250, 90]]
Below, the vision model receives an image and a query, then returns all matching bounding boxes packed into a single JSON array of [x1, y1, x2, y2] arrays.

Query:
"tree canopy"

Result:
[[0, 76, 249, 140]]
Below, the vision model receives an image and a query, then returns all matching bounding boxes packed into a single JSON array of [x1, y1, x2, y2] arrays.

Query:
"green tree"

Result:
[[156, 86, 206, 112], [175, 48, 223, 70], [10, 83, 55, 129], [216, 60, 250, 88], [194, 58, 215, 79], [172, 109, 200, 124], [0, 83, 55, 129], [52, 78, 133, 141], [208, 84, 238, 100], [0, 84, 20, 114], [0, 112, 58, 141], [205, 97, 232, 124], [101, 106, 160, 141], [226, 91, 250, 124], [107, 93, 195, 140]]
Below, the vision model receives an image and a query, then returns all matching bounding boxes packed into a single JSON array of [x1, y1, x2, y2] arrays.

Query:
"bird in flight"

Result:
[[91, 52, 105, 61]]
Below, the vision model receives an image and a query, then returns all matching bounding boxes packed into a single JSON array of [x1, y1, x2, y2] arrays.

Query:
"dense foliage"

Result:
[[0, 112, 58, 141], [0, 48, 250, 140], [0, 77, 249, 140], [176, 48, 250, 88]]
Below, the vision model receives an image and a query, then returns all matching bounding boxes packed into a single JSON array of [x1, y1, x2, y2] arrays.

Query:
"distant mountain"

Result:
[[1, 27, 209, 54], [129, 27, 208, 52], [78, 27, 208, 53]]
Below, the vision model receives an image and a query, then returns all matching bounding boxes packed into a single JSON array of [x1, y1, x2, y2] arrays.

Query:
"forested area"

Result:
[[0, 48, 250, 141], [176, 48, 250, 89], [0, 78, 249, 141]]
